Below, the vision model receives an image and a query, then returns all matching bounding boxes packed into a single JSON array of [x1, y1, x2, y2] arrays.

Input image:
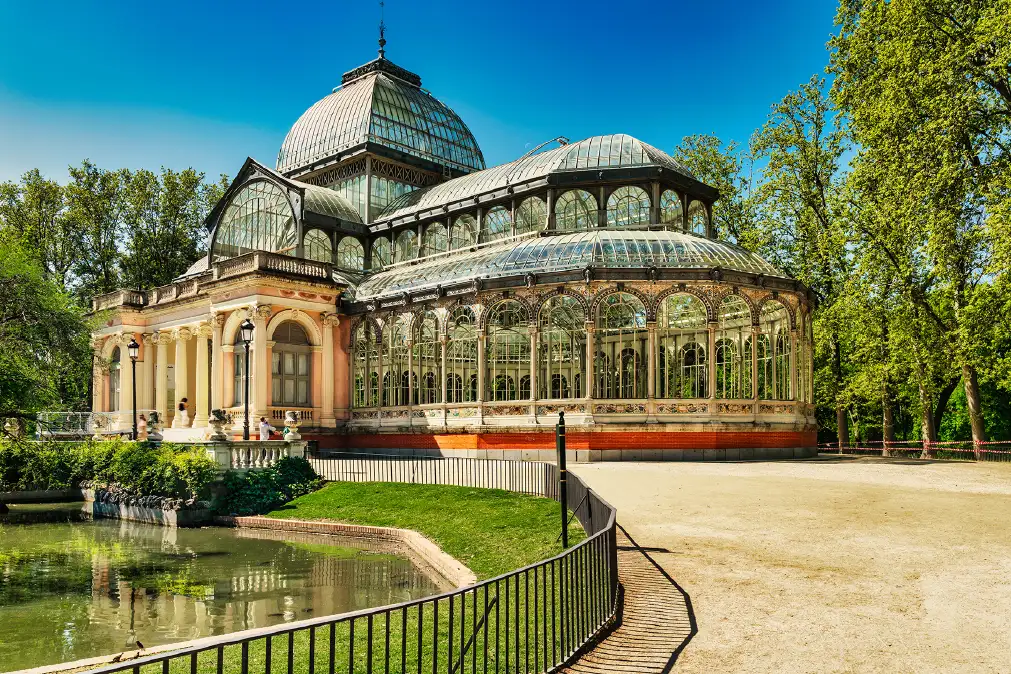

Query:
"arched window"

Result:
[[716, 296, 753, 399], [687, 200, 708, 236], [606, 186, 650, 227], [656, 294, 709, 399], [371, 237, 391, 271], [515, 197, 546, 235], [446, 307, 478, 403], [450, 215, 477, 250], [551, 374, 569, 399], [519, 375, 531, 399], [413, 311, 441, 405], [760, 301, 792, 400], [756, 334, 773, 400], [352, 321, 380, 408], [271, 321, 312, 407], [395, 230, 417, 263], [336, 237, 364, 271], [660, 190, 683, 230], [421, 223, 448, 258], [486, 300, 530, 402], [303, 229, 332, 263], [539, 295, 586, 399], [211, 181, 296, 259], [595, 293, 647, 399], [383, 315, 411, 406], [481, 206, 511, 243], [555, 190, 597, 232], [109, 346, 121, 412], [233, 331, 249, 407]]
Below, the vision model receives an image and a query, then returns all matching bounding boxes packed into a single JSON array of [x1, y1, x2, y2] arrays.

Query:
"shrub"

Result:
[[215, 457, 322, 516]]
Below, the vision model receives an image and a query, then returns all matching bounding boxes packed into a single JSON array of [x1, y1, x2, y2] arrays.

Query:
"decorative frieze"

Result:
[[655, 402, 709, 414]]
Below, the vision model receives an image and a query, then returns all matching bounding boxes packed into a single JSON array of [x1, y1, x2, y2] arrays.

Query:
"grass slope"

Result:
[[267, 481, 585, 579]]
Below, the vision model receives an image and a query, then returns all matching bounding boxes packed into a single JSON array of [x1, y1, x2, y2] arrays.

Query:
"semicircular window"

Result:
[[687, 200, 708, 236], [212, 181, 296, 259], [606, 186, 650, 228], [515, 197, 546, 235], [482, 206, 511, 243], [450, 215, 477, 250], [395, 230, 417, 263], [337, 237, 364, 271], [303, 229, 332, 263], [555, 190, 597, 232], [660, 190, 684, 230]]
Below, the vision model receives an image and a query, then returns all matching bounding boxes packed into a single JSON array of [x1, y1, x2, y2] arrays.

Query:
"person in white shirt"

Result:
[[259, 417, 274, 441]]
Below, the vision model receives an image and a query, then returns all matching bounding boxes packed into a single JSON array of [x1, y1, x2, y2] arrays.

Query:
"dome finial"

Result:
[[378, 0, 387, 58]]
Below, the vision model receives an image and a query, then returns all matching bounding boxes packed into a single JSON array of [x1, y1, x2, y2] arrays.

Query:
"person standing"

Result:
[[177, 398, 189, 427], [259, 417, 274, 441], [137, 414, 148, 441]]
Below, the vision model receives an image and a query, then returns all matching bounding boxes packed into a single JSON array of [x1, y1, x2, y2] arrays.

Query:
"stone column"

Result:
[[585, 322, 595, 399], [193, 324, 211, 427], [529, 327, 538, 402], [476, 329, 486, 402], [118, 333, 135, 430], [752, 325, 760, 401], [321, 313, 338, 427], [211, 313, 225, 411], [407, 340, 415, 407], [708, 322, 717, 399], [172, 327, 192, 427], [155, 332, 170, 423], [440, 335, 448, 405], [790, 329, 798, 402], [647, 322, 656, 399], [140, 333, 155, 411], [252, 306, 271, 420], [90, 338, 103, 412]]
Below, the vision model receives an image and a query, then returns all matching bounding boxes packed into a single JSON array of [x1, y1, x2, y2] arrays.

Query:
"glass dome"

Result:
[[276, 57, 485, 177]]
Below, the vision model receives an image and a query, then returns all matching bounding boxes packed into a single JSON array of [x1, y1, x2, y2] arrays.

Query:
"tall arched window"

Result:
[[211, 181, 296, 259], [371, 237, 391, 270], [595, 293, 648, 398], [660, 190, 684, 230], [756, 334, 773, 400], [656, 294, 709, 399], [303, 229, 332, 263], [421, 223, 448, 258], [555, 190, 597, 232], [394, 230, 417, 263], [687, 200, 708, 236], [108, 347, 121, 412], [413, 312, 441, 404], [515, 197, 546, 235], [446, 307, 478, 403], [271, 322, 312, 407], [383, 315, 411, 406], [233, 331, 248, 406], [481, 206, 511, 243], [450, 215, 477, 250], [716, 296, 753, 399], [606, 186, 650, 227], [761, 301, 792, 400], [352, 321, 380, 408], [539, 296, 586, 399], [486, 301, 530, 402], [336, 237, 364, 271]]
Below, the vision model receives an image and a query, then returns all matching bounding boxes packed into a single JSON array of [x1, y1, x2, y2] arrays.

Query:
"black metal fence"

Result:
[[85, 451, 618, 674], [820, 440, 1011, 462]]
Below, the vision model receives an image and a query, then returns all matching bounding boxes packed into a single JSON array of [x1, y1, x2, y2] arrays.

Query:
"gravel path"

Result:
[[571, 455, 1011, 673]]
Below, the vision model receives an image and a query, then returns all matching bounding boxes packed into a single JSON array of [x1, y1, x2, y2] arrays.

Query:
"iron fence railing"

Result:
[[820, 440, 1011, 462], [83, 451, 618, 674]]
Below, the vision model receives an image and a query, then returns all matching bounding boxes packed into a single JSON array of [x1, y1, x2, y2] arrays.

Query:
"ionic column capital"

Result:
[[142, 333, 156, 345], [195, 323, 214, 339], [321, 312, 340, 328], [253, 305, 272, 321]]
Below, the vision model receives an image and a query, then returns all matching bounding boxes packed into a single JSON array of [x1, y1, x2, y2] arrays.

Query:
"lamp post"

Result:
[[127, 338, 140, 440], [240, 318, 255, 440]]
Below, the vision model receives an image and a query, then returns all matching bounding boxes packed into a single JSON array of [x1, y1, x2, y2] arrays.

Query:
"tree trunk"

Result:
[[836, 404, 849, 452], [932, 375, 960, 439], [919, 380, 937, 459], [962, 363, 987, 457], [882, 382, 895, 457]]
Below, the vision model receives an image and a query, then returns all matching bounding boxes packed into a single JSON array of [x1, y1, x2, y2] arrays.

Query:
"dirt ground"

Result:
[[572, 455, 1011, 673]]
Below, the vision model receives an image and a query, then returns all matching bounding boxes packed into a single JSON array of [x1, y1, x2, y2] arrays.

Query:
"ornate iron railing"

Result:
[[84, 450, 618, 674]]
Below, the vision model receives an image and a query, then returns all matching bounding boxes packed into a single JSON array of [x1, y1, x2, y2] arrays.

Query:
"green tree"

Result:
[[66, 160, 122, 302]]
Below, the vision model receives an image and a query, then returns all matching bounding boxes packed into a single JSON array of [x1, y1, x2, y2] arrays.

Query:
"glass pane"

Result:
[[284, 379, 295, 403], [284, 352, 295, 375], [272, 352, 280, 375], [297, 380, 308, 404], [298, 354, 308, 376], [272, 379, 281, 403]]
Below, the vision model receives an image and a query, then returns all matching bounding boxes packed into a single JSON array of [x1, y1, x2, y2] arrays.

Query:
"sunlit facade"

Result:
[[90, 52, 816, 460]]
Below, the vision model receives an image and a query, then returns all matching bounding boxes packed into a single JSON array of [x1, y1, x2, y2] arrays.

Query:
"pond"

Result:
[[0, 506, 445, 672]]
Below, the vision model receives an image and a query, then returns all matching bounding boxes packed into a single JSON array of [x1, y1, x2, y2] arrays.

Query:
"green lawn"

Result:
[[266, 481, 585, 579]]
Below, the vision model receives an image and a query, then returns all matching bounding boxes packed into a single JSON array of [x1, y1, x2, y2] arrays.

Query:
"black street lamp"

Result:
[[240, 318, 255, 440], [127, 337, 140, 440]]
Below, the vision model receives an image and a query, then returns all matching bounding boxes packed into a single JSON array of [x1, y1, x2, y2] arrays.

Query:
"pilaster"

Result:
[[193, 323, 212, 427], [321, 313, 338, 427]]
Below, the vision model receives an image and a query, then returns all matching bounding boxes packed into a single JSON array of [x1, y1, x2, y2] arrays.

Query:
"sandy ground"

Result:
[[572, 455, 1011, 673]]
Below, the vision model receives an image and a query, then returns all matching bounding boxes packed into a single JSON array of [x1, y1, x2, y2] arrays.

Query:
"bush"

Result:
[[215, 457, 322, 516]]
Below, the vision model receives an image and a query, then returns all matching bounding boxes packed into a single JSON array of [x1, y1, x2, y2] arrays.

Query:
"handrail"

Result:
[[83, 450, 619, 674]]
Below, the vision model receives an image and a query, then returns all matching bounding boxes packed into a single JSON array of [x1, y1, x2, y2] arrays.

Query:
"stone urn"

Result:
[[207, 409, 229, 442], [147, 411, 164, 442], [283, 411, 301, 441]]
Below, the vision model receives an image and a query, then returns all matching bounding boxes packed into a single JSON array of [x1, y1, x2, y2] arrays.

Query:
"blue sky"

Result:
[[0, 0, 838, 184]]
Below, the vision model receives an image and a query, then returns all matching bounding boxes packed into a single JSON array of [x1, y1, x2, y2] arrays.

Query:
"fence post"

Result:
[[557, 411, 568, 548]]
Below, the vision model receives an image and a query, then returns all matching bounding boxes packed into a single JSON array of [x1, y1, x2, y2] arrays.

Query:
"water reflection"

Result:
[[0, 516, 443, 671]]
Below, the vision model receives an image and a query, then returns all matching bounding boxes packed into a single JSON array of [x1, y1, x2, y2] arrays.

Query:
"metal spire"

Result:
[[378, 1, 387, 58]]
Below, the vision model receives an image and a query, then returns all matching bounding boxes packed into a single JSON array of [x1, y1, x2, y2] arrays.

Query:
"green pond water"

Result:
[[0, 505, 443, 672]]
